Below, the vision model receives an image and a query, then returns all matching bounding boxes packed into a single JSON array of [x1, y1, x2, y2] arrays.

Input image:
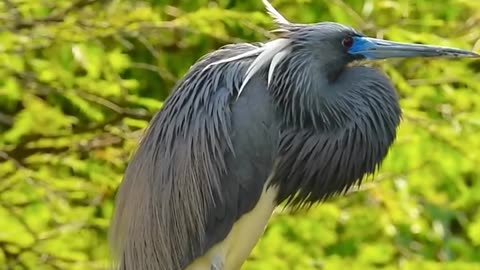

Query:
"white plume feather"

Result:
[[268, 48, 290, 86], [237, 38, 290, 97], [202, 1, 293, 98], [262, 0, 290, 25], [204, 47, 264, 70]]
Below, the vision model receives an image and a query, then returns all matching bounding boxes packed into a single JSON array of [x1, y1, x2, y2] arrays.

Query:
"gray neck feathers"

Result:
[[268, 56, 402, 206], [269, 50, 400, 133]]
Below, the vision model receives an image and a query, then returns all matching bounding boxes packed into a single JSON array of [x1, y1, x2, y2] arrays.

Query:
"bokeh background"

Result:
[[1, 0, 479, 269]]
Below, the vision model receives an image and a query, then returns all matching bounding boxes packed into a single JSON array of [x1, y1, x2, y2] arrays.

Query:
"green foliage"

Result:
[[0, 0, 479, 269]]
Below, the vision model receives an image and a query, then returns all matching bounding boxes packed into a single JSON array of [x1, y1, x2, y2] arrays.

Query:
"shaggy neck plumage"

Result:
[[268, 55, 402, 206], [268, 49, 355, 132]]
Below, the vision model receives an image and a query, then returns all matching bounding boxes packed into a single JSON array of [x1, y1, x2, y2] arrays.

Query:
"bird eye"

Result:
[[342, 37, 354, 48]]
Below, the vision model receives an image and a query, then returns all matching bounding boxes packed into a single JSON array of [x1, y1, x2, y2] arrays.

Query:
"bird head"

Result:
[[281, 21, 478, 79], [289, 22, 479, 61], [259, 0, 479, 62], [206, 0, 479, 96]]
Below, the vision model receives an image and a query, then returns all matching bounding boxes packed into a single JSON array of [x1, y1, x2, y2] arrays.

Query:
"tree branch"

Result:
[[9, 0, 100, 30]]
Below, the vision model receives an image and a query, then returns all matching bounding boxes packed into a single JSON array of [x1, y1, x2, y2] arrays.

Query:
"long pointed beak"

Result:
[[349, 36, 479, 59]]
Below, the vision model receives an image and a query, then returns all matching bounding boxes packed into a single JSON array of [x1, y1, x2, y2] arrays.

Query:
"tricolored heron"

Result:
[[110, 1, 478, 269]]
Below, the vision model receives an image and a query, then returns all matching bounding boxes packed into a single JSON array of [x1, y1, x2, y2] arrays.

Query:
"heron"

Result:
[[110, 1, 478, 269]]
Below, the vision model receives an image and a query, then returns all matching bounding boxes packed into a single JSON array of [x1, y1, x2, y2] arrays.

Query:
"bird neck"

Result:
[[268, 64, 402, 207], [269, 54, 401, 134], [269, 53, 353, 131]]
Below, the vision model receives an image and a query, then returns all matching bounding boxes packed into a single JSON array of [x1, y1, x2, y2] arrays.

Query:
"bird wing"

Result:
[[111, 43, 279, 270], [202, 62, 279, 259], [193, 43, 281, 266]]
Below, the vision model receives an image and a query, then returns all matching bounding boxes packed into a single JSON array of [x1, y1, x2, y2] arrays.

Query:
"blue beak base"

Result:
[[348, 36, 479, 60]]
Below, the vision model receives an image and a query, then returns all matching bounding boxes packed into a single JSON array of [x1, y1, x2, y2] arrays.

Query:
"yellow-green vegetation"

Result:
[[0, 0, 479, 269]]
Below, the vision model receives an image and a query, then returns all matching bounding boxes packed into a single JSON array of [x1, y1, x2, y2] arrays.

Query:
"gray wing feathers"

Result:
[[204, 76, 279, 249], [110, 43, 277, 270]]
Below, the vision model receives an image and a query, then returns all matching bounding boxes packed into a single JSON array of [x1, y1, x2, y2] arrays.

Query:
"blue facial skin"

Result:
[[347, 36, 479, 60], [347, 36, 378, 59]]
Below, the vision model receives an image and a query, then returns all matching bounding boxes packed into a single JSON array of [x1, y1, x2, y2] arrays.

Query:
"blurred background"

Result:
[[0, 0, 479, 269]]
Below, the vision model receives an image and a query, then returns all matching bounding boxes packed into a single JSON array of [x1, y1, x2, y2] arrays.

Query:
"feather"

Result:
[[262, 0, 290, 26], [268, 48, 290, 86], [238, 38, 291, 97], [204, 47, 264, 70]]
